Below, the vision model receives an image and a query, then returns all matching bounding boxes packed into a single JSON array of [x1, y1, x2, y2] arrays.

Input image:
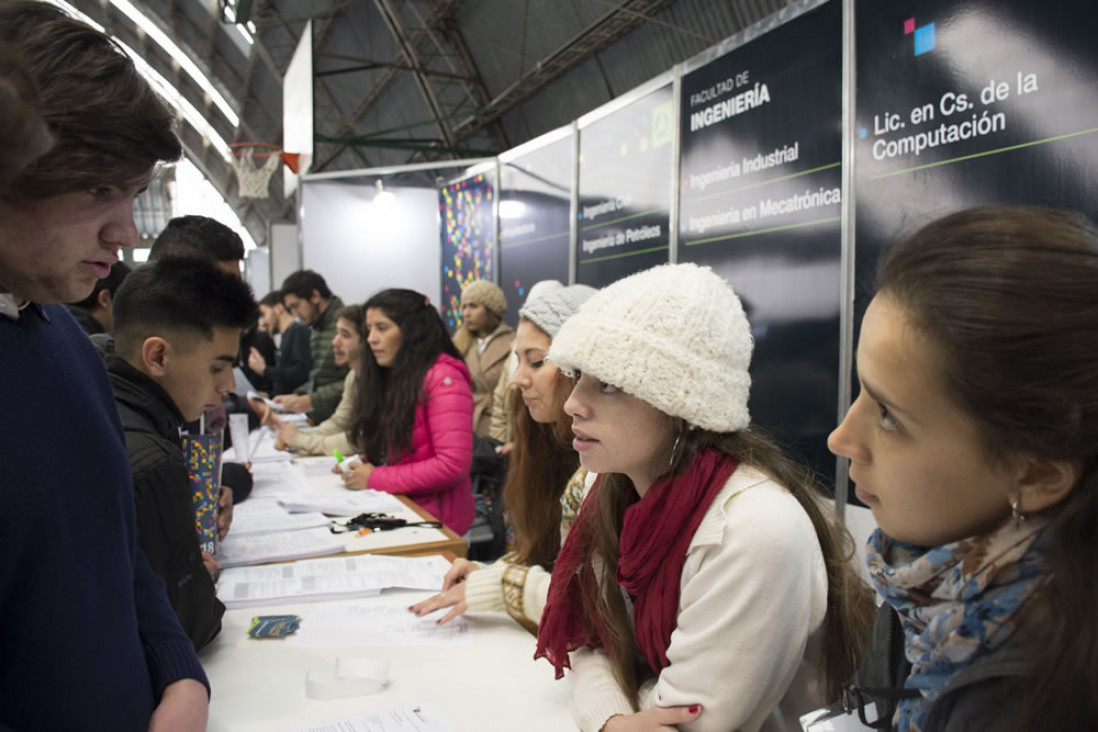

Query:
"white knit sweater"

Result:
[[570, 465, 830, 732], [463, 467, 591, 627]]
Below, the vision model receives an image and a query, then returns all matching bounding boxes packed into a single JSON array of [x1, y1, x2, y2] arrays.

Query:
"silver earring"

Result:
[[669, 432, 683, 470], [1010, 496, 1026, 522]]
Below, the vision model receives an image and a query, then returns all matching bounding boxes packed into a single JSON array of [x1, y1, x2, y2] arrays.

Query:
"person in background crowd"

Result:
[[535, 263, 875, 732], [149, 214, 276, 393], [343, 289, 475, 535], [266, 303, 362, 457], [148, 214, 262, 503], [453, 279, 515, 438], [251, 289, 311, 395], [832, 207, 1098, 732], [0, 2, 208, 727], [489, 279, 564, 448], [276, 269, 348, 423], [108, 257, 256, 650], [412, 284, 597, 630], [65, 260, 130, 335]]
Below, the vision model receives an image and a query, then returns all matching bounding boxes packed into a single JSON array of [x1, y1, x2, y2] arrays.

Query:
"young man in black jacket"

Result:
[[251, 289, 312, 395], [108, 256, 258, 650]]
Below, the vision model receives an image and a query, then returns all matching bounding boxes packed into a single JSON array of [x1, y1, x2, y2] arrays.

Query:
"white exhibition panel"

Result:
[[244, 246, 271, 299], [270, 221, 302, 293], [300, 181, 441, 306]]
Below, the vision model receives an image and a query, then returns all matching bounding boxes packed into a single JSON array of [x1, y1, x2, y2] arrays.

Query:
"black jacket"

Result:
[[106, 355, 224, 651], [268, 321, 312, 395], [64, 304, 104, 335], [237, 324, 277, 393], [848, 603, 1029, 731]]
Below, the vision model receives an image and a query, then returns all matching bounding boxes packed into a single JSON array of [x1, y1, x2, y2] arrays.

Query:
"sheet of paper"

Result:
[[248, 462, 312, 500], [280, 703, 453, 732], [229, 498, 329, 537], [228, 414, 251, 463], [289, 603, 472, 647], [216, 554, 451, 608], [279, 489, 406, 517], [218, 527, 345, 568]]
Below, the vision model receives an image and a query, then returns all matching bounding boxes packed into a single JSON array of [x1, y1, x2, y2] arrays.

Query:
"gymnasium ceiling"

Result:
[[65, 0, 794, 245]]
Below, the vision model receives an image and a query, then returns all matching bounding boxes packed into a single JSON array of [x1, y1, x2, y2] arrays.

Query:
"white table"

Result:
[[246, 460, 467, 558], [201, 590, 575, 732]]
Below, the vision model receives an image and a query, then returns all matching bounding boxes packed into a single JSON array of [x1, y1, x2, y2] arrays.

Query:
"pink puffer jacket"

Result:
[[367, 353, 475, 534]]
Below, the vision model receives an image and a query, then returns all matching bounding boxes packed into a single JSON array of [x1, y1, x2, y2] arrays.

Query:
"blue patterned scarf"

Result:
[[865, 518, 1047, 731]]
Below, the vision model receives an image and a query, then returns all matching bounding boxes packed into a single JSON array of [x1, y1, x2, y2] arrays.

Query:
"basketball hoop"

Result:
[[229, 142, 283, 199]]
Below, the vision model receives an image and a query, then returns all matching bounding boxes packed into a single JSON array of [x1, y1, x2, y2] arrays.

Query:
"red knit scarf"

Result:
[[535, 448, 738, 678]]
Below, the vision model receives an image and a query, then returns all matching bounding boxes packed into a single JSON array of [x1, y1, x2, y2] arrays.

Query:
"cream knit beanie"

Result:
[[549, 263, 753, 432], [519, 284, 597, 338], [461, 279, 507, 316]]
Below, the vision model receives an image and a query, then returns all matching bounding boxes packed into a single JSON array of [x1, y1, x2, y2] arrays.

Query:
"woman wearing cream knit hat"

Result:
[[453, 279, 514, 437], [534, 263, 874, 732]]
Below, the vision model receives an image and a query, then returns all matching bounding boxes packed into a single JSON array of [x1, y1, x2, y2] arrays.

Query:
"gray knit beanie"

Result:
[[519, 284, 597, 339], [548, 263, 753, 432], [461, 279, 507, 317]]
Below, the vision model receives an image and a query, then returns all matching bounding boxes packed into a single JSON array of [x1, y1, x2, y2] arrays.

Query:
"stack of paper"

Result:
[[217, 553, 451, 608], [218, 527, 345, 568], [248, 462, 311, 500], [279, 490, 406, 517], [229, 498, 330, 537]]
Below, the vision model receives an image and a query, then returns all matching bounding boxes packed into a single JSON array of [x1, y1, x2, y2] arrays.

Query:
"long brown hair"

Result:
[[503, 354, 578, 569], [877, 206, 1098, 730], [589, 427, 876, 704], [349, 289, 462, 461]]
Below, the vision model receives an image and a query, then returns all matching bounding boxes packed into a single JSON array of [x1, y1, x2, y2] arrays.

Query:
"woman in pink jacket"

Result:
[[341, 288, 475, 535]]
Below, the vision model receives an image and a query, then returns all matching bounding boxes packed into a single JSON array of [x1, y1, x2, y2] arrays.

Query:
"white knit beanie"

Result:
[[519, 284, 598, 339], [461, 280, 507, 317], [549, 263, 753, 432], [523, 279, 563, 306]]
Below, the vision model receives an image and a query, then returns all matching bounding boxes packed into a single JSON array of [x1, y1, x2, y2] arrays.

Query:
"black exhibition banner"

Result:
[[855, 0, 1098, 318], [498, 133, 573, 326], [678, 0, 842, 485], [575, 84, 674, 288]]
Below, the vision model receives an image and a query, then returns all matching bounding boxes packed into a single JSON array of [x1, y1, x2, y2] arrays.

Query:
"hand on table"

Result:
[[601, 706, 701, 731], [340, 460, 374, 489], [217, 486, 234, 540], [273, 420, 299, 452], [273, 394, 312, 414], [409, 558, 481, 625], [147, 678, 208, 732]]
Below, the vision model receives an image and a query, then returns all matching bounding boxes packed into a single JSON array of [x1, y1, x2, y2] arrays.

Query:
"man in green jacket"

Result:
[[275, 269, 348, 423]]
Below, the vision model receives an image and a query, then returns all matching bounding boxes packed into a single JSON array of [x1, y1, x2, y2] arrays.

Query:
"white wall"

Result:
[[299, 181, 441, 305], [269, 221, 301, 293]]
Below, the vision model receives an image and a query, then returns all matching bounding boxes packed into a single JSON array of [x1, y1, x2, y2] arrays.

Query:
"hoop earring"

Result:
[[669, 431, 683, 471], [1010, 496, 1026, 522]]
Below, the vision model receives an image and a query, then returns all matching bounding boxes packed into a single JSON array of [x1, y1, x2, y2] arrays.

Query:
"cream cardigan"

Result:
[[284, 370, 356, 456], [570, 465, 830, 732]]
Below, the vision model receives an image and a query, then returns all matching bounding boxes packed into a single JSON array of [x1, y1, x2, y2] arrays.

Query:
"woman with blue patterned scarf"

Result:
[[829, 206, 1098, 732]]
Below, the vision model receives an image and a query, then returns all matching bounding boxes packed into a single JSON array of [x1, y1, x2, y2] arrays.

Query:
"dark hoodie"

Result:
[[106, 354, 224, 651]]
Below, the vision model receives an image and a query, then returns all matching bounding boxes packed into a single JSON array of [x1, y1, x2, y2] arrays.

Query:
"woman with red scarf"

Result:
[[536, 263, 874, 732]]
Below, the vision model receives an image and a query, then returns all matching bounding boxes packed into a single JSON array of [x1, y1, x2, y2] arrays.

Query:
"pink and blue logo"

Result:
[[905, 17, 936, 56]]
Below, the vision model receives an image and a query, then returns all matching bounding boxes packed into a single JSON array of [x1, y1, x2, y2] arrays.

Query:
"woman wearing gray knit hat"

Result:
[[412, 284, 598, 630], [534, 263, 874, 732], [453, 279, 514, 437]]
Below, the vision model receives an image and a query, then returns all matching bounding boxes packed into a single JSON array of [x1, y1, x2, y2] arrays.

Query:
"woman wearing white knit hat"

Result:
[[534, 263, 874, 732], [412, 284, 598, 630]]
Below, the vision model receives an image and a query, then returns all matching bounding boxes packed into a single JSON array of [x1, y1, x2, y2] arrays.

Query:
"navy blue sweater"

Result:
[[0, 304, 208, 731]]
